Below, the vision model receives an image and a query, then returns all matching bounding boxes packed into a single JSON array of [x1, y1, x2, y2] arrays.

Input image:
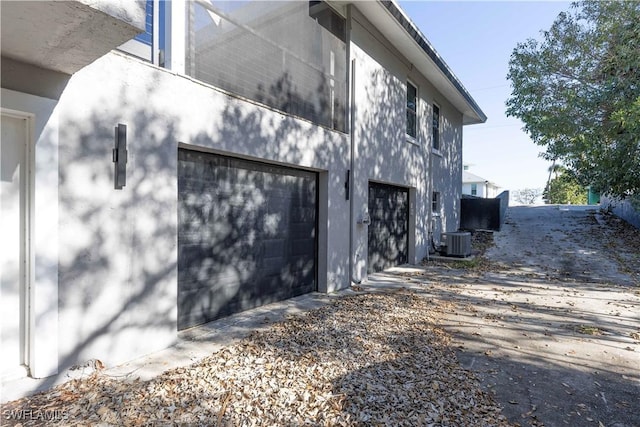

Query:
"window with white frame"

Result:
[[406, 81, 417, 140], [432, 104, 440, 151], [471, 183, 477, 196]]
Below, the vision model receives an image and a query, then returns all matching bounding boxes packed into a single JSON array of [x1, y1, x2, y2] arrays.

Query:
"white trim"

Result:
[[166, 0, 186, 74], [152, 0, 160, 65], [405, 137, 420, 147], [0, 109, 33, 379], [1, 89, 60, 379]]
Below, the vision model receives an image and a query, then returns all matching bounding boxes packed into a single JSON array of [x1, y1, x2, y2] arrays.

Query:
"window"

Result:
[[118, 0, 162, 64], [432, 104, 440, 151], [471, 183, 477, 196], [134, 0, 154, 47], [432, 191, 440, 213], [406, 81, 417, 139], [187, 1, 347, 132], [309, 1, 346, 42]]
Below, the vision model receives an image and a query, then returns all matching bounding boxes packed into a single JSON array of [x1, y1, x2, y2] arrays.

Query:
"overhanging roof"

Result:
[[353, 1, 487, 125], [463, 171, 500, 188], [1, 0, 145, 75]]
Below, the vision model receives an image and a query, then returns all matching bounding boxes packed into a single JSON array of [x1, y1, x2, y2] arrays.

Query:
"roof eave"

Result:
[[353, 1, 487, 125]]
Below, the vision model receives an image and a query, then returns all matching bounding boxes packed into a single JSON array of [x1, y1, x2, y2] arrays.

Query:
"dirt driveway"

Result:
[[385, 205, 640, 427]]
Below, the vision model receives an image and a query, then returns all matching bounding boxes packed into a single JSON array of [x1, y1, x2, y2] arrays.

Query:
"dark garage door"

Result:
[[368, 182, 409, 273], [178, 149, 317, 330]]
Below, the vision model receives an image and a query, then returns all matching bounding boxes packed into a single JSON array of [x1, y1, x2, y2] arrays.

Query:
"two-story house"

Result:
[[1, 0, 486, 383], [462, 170, 501, 198]]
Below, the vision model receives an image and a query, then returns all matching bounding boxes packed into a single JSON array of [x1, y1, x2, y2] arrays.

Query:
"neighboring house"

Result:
[[0, 0, 486, 382], [462, 171, 501, 198]]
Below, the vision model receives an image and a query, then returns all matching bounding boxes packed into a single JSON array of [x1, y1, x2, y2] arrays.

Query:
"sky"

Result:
[[398, 0, 572, 192]]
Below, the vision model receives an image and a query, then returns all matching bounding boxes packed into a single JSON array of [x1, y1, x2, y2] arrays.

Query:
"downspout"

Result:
[[347, 5, 360, 285], [349, 64, 361, 285], [426, 135, 433, 262]]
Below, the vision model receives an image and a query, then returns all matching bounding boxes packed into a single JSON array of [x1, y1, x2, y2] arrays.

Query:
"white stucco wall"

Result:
[[462, 182, 473, 196], [350, 29, 423, 278], [431, 109, 463, 240], [350, 9, 463, 265], [2, 4, 470, 375], [487, 185, 500, 198], [47, 50, 352, 371]]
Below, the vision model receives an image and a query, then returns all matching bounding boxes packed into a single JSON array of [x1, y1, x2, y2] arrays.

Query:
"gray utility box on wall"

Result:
[[444, 232, 472, 257]]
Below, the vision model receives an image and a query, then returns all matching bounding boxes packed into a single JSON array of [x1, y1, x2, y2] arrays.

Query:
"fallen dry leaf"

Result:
[[0, 291, 513, 426]]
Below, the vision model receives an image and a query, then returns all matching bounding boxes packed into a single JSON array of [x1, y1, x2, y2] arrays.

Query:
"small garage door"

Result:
[[368, 182, 409, 273], [178, 149, 317, 330]]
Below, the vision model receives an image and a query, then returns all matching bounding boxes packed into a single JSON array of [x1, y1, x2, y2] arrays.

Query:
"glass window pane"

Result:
[[432, 105, 440, 150], [406, 82, 417, 138], [187, 1, 347, 132], [134, 0, 153, 46], [407, 111, 416, 137]]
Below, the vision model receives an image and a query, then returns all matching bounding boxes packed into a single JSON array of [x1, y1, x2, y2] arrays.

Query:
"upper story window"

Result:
[[119, 1, 153, 62], [432, 104, 440, 151], [186, 1, 347, 132], [135, 1, 154, 47], [118, 0, 164, 65], [432, 191, 440, 213], [309, 1, 346, 42], [406, 81, 417, 140]]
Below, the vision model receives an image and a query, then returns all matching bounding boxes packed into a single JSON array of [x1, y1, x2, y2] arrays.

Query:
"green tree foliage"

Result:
[[506, 0, 640, 199], [545, 169, 588, 204]]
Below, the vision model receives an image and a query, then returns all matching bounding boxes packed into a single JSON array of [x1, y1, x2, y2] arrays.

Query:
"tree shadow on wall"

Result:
[[355, 66, 431, 263], [45, 81, 180, 392], [256, 71, 346, 133], [178, 66, 353, 329], [27, 46, 448, 400]]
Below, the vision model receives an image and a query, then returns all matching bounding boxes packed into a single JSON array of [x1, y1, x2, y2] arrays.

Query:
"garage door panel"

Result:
[[178, 150, 317, 330], [182, 277, 268, 321], [368, 183, 409, 274], [180, 289, 256, 328], [291, 206, 316, 223], [289, 223, 314, 239], [178, 256, 257, 292], [261, 258, 287, 277], [292, 238, 315, 256], [263, 239, 286, 255]]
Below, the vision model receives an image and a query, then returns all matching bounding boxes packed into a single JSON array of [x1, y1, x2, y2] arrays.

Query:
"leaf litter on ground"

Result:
[[1, 290, 512, 426]]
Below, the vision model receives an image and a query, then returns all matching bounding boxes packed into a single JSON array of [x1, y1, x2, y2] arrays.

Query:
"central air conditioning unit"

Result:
[[444, 232, 472, 257]]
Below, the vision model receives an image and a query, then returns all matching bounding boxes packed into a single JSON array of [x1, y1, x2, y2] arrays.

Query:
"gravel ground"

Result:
[[1, 291, 511, 426], [417, 206, 640, 427]]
